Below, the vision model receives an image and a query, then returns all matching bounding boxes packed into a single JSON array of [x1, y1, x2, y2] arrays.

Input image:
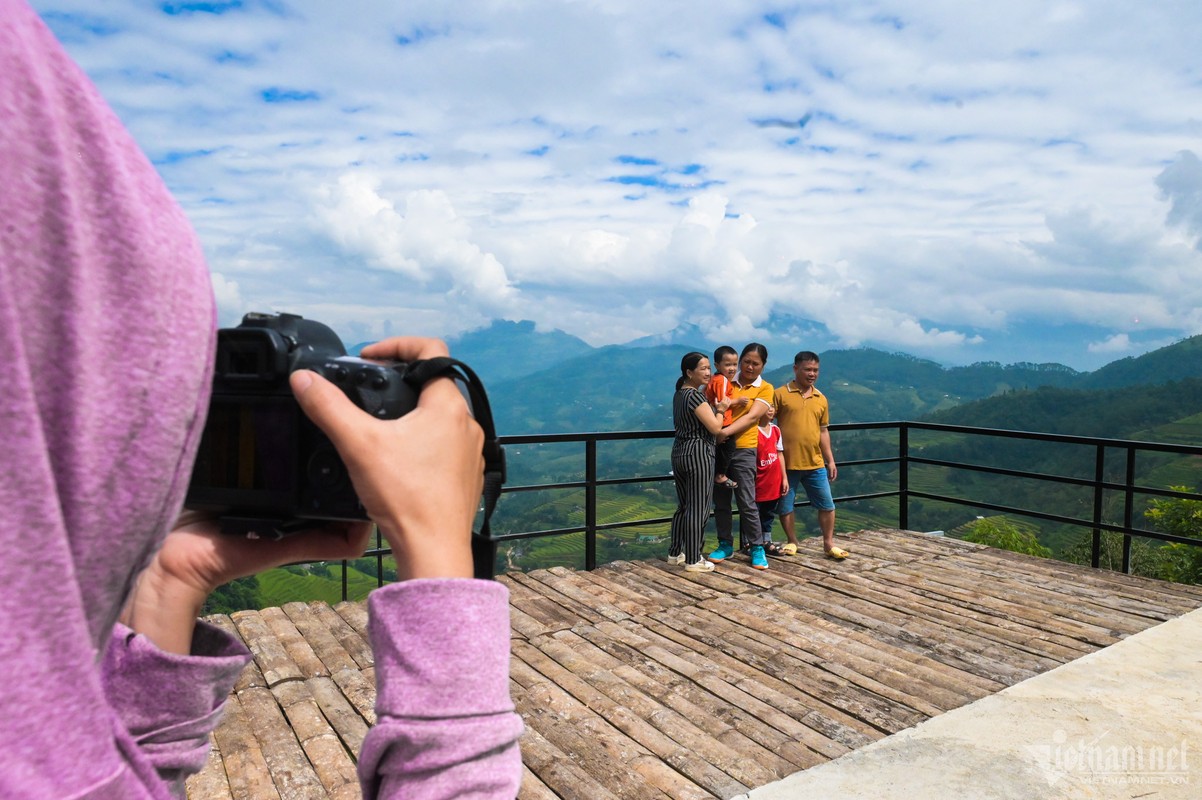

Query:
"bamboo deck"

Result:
[[185, 529, 1202, 799]]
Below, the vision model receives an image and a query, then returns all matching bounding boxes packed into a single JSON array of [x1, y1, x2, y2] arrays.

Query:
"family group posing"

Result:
[[667, 344, 850, 572]]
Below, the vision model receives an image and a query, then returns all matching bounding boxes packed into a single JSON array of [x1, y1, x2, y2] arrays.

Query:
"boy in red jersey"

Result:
[[754, 406, 789, 555]]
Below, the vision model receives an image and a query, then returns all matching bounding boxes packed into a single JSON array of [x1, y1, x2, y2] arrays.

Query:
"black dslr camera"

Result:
[[186, 312, 422, 536], [187, 312, 506, 579]]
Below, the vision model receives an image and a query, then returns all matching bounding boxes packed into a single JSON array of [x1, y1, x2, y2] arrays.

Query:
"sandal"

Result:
[[764, 542, 784, 556], [779, 543, 797, 556], [825, 546, 850, 560], [716, 477, 738, 489]]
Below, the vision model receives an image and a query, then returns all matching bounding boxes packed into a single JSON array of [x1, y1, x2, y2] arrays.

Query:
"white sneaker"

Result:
[[684, 559, 715, 572], [666, 553, 686, 565]]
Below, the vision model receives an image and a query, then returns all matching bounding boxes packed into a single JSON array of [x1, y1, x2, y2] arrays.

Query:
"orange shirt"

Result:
[[705, 374, 735, 426]]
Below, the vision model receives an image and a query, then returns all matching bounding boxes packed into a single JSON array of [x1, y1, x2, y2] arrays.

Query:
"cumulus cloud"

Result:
[[1156, 150, 1202, 250], [209, 272, 243, 324], [313, 173, 518, 317], [33, 0, 1202, 369], [1087, 333, 1132, 354]]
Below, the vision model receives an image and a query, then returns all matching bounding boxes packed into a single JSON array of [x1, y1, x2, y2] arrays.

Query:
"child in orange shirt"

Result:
[[705, 345, 740, 488]]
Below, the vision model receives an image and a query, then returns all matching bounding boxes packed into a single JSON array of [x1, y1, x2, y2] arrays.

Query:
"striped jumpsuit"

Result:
[[669, 386, 716, 564]]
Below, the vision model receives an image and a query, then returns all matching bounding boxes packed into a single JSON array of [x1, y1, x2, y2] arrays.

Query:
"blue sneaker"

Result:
[[708, 541, 735, 562], [750, 545, 769, 570]]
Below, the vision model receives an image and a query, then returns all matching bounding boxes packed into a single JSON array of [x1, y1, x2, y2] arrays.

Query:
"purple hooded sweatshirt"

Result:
[[0, 3, 522, 797]]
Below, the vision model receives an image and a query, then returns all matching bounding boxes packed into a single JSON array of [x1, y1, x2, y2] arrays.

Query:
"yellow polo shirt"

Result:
[[772, 381, 829, 470], [730, 376, 774, 449]]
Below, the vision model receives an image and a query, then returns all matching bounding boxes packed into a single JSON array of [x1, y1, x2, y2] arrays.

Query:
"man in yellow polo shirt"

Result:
[[773, 351, 848, 559]]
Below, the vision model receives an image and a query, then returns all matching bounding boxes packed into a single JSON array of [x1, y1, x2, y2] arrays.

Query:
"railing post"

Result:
[[898, 423, 909, 530], [376, 527, 384, 588], [1122, 446, 1135, 574], [1092, 445, 1104, 569], [585, 438, 597, 571]]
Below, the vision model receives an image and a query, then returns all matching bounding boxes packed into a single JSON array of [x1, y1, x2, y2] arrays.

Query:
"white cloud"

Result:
[[1156, 150, 1202, 250], [1087, 333, 1132, 354], [313, 173, 519, 316], [209, 272, 243, 325], [28, 0, 1202, 369]]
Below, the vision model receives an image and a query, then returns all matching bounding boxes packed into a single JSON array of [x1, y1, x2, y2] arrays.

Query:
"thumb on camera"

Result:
[[289, 369, 358, 442]]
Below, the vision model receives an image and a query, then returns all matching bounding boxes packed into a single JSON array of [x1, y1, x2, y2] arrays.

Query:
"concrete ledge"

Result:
[[739, 607, 1201, 800]]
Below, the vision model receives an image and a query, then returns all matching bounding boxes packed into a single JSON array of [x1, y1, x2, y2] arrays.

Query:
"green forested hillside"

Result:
[[764, 348, 1082, 423], [1078, 334, 1202, 390], [447, 319, 596, 385], [923, 377, 1202, 439], [494, 344, 1090, 435], [489, 334, 1202, 434], [490, 344, 685, 435], [903, 376, 1202, 575]]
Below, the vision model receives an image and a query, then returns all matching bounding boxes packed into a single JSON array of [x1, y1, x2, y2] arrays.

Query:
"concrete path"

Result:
[[738, 607, 1201, 800]]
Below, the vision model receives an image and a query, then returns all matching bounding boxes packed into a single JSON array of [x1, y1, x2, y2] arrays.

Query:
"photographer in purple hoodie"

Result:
[[0, 2, 522, 797]]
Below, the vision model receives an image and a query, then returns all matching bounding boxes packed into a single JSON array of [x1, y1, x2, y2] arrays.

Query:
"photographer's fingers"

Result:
[[381, 391, 483, 580], [289, 369, 366, 449], [273, 521, 373, 565], [290, 354, 482, 581], [361, 334, 467, 417]]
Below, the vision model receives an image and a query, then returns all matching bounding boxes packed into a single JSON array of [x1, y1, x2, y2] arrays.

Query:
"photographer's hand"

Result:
[[121, 512, 371, 655], [290, 337, 484, 582]]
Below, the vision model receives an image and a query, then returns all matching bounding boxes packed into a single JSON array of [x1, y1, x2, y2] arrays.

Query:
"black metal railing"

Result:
[[343, 422, 1202, 599]]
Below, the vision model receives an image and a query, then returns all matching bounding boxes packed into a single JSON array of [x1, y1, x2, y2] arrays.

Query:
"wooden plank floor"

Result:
[[186, 529, 1202, 800]]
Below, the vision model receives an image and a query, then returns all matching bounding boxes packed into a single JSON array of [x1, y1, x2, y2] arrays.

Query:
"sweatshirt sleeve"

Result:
[[101, 622, 251, 795], [358, 579, 524, 799]]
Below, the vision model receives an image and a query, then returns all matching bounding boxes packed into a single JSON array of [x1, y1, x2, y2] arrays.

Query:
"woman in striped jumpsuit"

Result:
[[668, 352, 731, 571]]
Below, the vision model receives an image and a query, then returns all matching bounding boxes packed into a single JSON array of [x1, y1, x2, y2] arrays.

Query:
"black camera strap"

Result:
[[400, 357, 506, 575]]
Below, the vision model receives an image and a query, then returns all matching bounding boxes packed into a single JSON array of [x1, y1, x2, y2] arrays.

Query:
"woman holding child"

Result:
[[708, 343, 775, 570], [668, 353, 730, 572]]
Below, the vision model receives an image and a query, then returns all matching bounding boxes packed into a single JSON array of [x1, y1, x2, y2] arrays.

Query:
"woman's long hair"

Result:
[[676, 351, 707, 391]]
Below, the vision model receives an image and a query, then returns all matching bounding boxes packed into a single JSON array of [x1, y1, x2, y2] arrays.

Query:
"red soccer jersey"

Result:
[[755, 424, 785, 502]]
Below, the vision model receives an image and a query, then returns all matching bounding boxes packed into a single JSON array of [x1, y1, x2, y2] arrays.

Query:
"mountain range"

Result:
[[440, 321, 1202, 436]]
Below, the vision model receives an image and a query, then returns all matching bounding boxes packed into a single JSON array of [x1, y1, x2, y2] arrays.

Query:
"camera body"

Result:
[[186, 312, 418, 534]]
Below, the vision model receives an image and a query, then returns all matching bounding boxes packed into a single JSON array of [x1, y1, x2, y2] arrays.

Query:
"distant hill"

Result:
[[446, 320, 594, 385], [490, 344, 685, 435], [1076, 335, 1202, 390], [493, 344, 1088, 435], [348, 321, 1202, 437], [622, 322, 711, 349], [922, 377, 1202, 440], [914, 336, 1202, 439], [908, 375, 1202, 556], [764, 349, 1082, 424]]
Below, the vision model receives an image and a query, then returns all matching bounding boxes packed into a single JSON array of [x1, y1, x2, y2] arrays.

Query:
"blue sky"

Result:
[[29, 0, 1202, 370]]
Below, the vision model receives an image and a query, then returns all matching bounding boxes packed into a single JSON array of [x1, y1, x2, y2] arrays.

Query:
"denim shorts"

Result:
[[776, 468, 836, 514]]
